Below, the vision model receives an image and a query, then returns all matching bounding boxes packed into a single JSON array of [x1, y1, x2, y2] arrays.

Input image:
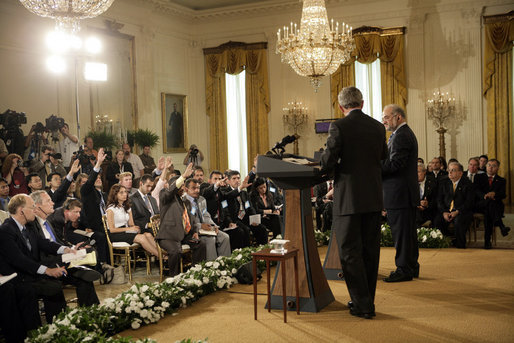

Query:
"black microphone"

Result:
[[272, 135, 297, 150]]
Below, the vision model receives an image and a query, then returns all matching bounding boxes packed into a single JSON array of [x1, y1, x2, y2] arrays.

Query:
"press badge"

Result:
[[270, 187, 276, 193], [245, 200, 250, 209], [190, 207, 197, 216], [221, 200, 228, 208]]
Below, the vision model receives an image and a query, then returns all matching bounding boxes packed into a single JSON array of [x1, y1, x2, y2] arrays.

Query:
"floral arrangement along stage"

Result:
[[27, 246, 264, 343], [315, 225, 450, 249]]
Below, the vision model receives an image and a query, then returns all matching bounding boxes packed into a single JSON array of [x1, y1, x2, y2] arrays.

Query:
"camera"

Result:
[[45, 115, 65, 131], [33, 122, 46, 134], [74, 146, 96, 165], [48, 152, 62, 160], [0, 109, 27, 128], [189, 145, 199, 158]]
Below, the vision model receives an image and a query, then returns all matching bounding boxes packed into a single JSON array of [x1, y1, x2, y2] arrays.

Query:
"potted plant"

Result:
[[130, 129, 159, 149], [85, 130, 118, 151]]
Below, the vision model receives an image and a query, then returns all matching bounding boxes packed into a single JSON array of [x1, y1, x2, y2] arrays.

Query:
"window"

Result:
[[225, 70, 248, 177], [355, 60, 382, 121]]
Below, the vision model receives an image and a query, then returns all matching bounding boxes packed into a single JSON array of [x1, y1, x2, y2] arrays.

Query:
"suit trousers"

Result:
[[200, 231, 231, 261], [0, 282, 40, 343], [158, 233, 207, 276], [29, 277, 67, 324], [63, 273, 99, 306], [334, 212, 381, 314], [481, 200, 504, 244], [261, 215, 283, 238], [386, 207, 419, 274], [434, 212, 472, 249], [224, 222, 251, 249]]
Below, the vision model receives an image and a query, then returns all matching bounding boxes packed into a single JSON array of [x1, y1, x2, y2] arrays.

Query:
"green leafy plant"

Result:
[[86, 130, 119, 150], [127, 129, 159, 149]]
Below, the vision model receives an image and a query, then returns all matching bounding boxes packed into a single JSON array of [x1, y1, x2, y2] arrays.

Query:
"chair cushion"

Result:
[[113, 242, 140, 248], [182, 244, 191, 251]]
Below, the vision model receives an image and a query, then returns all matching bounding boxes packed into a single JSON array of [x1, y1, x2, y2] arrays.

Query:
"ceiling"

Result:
[[168, 0, 272, 11]]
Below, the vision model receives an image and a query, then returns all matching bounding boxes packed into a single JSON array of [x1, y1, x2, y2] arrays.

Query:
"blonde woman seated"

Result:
[[106, 184, 159, 256]]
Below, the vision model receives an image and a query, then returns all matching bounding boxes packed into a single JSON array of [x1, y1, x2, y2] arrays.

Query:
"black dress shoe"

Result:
[[349, 308, 375, 319], [501, 226, 511, 237], [413, 266, 420, 278], [484, 241, 492, 249], [347, 301, 354, 309], [384, 271, 413, 282]]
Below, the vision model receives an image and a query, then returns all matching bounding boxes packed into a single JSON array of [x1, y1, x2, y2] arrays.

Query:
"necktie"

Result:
[[144, 195, 154, 215], [419, 182, 424, 200], [44, 221, 57, 242], [99, 191, 106, 215], [21, 227, 32, 251], [488, 176, 493, 187], [194, 199, 203, 223], [388, 132, 395, 144], [237, 196, 246, 219], [182, 207, 191, 234], [469, 173, 474, 183], [449, 182, 456, 211], [328, 181, 333, 192]]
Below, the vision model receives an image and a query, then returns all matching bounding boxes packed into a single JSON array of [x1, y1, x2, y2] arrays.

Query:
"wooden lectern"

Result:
[[256, 155, 334, 312]]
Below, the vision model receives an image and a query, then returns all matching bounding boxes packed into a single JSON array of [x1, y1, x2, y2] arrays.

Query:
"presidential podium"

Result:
[[256, 155, 334, 312]]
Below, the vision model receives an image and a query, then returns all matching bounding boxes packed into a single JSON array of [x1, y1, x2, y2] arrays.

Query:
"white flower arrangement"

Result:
[[27, 246, 265, 343]]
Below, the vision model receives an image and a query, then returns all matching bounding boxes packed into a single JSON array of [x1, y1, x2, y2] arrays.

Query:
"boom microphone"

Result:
[[272, 135, 297, 151]]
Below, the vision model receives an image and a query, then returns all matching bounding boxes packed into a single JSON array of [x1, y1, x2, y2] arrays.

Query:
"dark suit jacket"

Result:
[[475, 173, 506, 212], [26, 218, 67, 267], [0, 217, 61, 281], [221, 186, 257, 225], [249, 190, 276, 215], [382, 124, 419, 209], [130, 191, 159, 229], [437, 176, 474, 215], [80, 169, 107, 233], [420, 174, 438, 217], [157, 178, 198, 242], [105, 161, 134, 190], [428, 170, 448, 182], [320, 109, 387, 215], [313, 181, 329, 208], [48, 176, 72, 209], [200, 182, 225, 227]]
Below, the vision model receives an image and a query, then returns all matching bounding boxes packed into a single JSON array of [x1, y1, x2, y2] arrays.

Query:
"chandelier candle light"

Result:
[[19, 0, 115, 32], [283, 100, 308, 155], [426, 90, 456, 159], [276, 0, 355, 91]]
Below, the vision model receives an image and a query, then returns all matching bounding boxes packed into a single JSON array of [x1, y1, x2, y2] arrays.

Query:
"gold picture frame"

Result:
[[161, 93, 188, 153]]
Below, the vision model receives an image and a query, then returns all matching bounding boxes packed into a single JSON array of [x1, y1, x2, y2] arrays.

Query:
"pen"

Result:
[[57, 264, 67, 276]]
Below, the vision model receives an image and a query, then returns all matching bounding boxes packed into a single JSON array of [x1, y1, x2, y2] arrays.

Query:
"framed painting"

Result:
[[161, 93, 188, 153]]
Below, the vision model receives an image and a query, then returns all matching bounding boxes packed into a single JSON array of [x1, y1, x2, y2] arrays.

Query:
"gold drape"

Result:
[[204, 42, 270, 172], [483, 14, 514, 203], [330, 26, 407, 115]]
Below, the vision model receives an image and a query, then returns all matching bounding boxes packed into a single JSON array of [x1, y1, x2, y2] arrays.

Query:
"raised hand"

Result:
[[241, 175, 252, 189], [96, 148, 106, 165], [165, 156, 174, 169], [69, 158, 80, 175], [184, 163, 194, 178], [157, 156, 165, 171]]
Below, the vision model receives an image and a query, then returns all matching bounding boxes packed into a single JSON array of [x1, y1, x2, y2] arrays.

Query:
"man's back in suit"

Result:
[[320, 87, 387, 318]]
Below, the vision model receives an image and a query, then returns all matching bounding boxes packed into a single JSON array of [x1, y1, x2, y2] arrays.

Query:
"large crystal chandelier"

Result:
[[276, 0, 355, 91], [18, 0, 115, 32]]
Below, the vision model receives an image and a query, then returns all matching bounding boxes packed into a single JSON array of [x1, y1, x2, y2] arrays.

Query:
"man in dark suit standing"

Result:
[[434, 162, 474, 248], [130, 174, 159, 234], [476, 159, 510, 249], [157, 163, 206, 276], [0, 194, 70, 323], [382, 104, 420, 282], [320, 87, 387, 319]]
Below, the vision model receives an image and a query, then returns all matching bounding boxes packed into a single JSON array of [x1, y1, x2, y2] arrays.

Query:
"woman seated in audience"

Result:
[[2, 153, 29, 196], [106, 184, 159, 256], [74, 173, 89, 200], [250, 177, 283, 238], [106, 149, 134, 190]]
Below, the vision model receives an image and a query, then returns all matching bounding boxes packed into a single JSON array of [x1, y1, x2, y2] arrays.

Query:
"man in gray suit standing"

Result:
[[381, 104, 420, 282], [157, 163, 206, 276], [321, 87, 387, 319]]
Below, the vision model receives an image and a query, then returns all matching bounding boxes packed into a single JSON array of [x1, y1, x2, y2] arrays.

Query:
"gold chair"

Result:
[[150, 214, 192, 282], [102, 215, 151, 281]]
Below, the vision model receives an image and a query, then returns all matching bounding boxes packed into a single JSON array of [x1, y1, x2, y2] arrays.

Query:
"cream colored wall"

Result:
[[1, 0, 512, 172]]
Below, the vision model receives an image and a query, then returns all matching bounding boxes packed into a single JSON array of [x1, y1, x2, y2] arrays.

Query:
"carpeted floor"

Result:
[[110, 245, 514, 343]]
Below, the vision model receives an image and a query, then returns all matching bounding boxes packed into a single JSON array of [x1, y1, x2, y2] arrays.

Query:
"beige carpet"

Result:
[[112, 246, 514, 343]]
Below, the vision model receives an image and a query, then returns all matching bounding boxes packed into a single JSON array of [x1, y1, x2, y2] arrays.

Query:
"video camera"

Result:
[[189, 145, 199, 159], [45, 115, 65, 132], [0, 109, 27, 128], [74, 146, 96, 165]]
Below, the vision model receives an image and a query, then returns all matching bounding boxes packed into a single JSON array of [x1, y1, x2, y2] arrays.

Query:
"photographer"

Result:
[[29, 145, 66, 189], [2, 153, 29, 196], [57, 123, 79, 168], [183, 144, 204, 167]]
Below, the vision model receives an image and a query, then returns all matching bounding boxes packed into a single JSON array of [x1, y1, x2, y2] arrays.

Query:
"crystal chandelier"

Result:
[[276, 0, 355, 91], [18, 0, 115, 32]]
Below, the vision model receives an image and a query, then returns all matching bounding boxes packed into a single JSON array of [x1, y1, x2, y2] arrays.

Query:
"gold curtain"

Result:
[[330, 26, 407, 115], [483, 13, 514, 204], [204, 42, 270, 173]]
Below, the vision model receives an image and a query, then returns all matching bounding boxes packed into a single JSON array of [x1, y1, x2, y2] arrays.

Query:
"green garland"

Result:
[[27, 246, 266, 343]]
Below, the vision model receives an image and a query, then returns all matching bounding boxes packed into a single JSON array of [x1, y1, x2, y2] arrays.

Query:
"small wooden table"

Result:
[[252, 248, 300, 323]]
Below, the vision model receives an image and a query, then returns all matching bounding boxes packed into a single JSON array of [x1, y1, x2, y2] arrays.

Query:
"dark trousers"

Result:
[[334, 212, 381, 314], [387, 207, 419, 275], [158, 233, 207, 276], [261, 214, 283, 238], [63, 273, 99, 306], [0, 282, 40, 343], [29, 277, 66, 324], [434, 211, 472, 249], [481, 200, 505, 244], [223, 222, 251, 249]]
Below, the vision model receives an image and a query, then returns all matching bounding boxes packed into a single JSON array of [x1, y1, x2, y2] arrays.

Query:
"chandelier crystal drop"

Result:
[[276, 0, 355, 91], [18, 0, 115, 32]]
